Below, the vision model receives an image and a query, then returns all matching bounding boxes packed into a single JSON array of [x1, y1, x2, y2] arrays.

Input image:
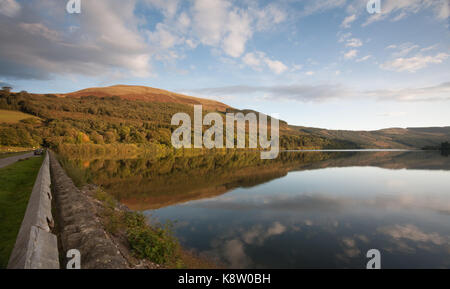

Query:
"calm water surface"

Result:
[[65, 151, 450, 268]]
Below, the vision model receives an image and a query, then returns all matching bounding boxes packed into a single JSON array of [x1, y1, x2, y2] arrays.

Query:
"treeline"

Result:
[[441, 142, 450, 151], [0, 89, 357, 152], [422, 141, 450, 150], [439, 141, 449, 156], [422, 141, 450, 156]]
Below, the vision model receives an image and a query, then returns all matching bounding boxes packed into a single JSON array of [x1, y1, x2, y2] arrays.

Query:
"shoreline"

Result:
[[50, 151, 216, 269], [82, 183, 219, 269]]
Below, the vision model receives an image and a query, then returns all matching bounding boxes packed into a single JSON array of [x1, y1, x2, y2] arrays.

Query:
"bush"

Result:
[[124, 212, 179, 265]]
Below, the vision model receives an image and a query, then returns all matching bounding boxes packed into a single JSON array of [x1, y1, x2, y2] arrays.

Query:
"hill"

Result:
[[61, 85, 230, 112], [293, 125, 450, 149], [0, 85, 449, 152]]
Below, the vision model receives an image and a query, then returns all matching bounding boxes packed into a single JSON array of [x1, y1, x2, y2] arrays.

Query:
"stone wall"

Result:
[[49, 152, 129, 269]]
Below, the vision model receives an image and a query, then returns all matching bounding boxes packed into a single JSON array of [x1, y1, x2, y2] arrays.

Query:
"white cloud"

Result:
[[291, 64, 303, 72], [19, 22, 60, 42], [338, 32, 352, 43], [223, 10, 252, 58], [338, 32, 363, 48], [189, 83, 351, 103], [264, 58, 288, 75], [145, 0, 179, 19], [356, 55, 372, 62], [364, 0, 449, 26], [192, 0, 286, 58], [253, 4, 287, 31], [192, 0, 230, 47], [177, 12, 191, 30], [433, 0, 450, 19], [305, 71, 315, 76], [344, 49, 358, 60], [0, 0, 153, 79], [242, 52, 263, 69], [380, 52, 449, 72], [388, 42, 420, 57], [148, 23, 183, 50], [346, 38, 363, 47], [0, 0, 290, 79], [189, 82, 450, 103], [341, 14, 356, 28], [242, 51, 287, 74], [367, 82, 450, 101], [0, 0, 20, 17], [420, 44, 438, 52], [144, 3, 195, 62], [185, 39, 197, 49]]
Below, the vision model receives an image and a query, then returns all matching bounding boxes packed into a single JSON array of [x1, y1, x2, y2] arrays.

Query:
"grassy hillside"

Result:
[[62, 84, 230, 112], [0, 109, 40, 124], [0, 86, 448, 152]]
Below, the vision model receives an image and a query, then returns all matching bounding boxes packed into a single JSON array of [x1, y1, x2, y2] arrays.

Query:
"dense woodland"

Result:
[[0, 88, 355, 153]]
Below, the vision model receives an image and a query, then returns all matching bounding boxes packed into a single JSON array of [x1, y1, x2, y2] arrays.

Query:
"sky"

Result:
[[0, 0, 449, 130]]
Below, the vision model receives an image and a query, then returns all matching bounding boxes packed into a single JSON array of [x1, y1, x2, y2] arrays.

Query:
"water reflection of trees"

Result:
[[60, 151, 449, 210], [62, 151, 339, 209]]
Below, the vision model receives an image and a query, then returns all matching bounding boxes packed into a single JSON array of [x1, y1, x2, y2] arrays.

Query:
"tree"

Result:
[[2, 86, 12, 93]]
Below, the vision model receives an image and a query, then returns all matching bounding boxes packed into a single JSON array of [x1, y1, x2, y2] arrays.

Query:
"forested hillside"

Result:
[[293, 125, 450, 149], [0, 87, 347, 152], [0, 86, 448, 153]]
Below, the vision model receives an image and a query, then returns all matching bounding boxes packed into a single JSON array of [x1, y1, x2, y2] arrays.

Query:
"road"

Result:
[[0, 152, 36, 169]]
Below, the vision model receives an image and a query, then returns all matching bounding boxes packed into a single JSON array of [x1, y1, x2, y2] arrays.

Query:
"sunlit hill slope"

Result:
[[0, 85, 449, 151]]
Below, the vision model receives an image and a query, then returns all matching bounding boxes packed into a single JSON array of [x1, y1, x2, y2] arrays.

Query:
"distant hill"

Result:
[[61, 85, 230, 112], [292, 125, 450, 149]]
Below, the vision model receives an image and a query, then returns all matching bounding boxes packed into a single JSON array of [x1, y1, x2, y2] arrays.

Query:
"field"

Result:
[[0, 156, 43, 268], [0, 109, 40, 124]]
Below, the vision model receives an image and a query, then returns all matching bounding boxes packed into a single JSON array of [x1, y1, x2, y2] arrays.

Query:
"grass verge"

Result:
[[0, 156, 43, 268]]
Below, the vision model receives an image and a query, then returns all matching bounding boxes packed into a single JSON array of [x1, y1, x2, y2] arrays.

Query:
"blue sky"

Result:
[[0, 0, 449, 130]]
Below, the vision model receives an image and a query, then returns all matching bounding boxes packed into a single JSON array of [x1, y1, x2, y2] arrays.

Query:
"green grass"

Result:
[[0, 156, 43, 268], [0, 109, 40, 124]]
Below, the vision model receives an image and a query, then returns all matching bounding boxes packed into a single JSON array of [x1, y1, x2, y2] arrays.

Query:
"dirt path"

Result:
[[0, 152, 35, 169]]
